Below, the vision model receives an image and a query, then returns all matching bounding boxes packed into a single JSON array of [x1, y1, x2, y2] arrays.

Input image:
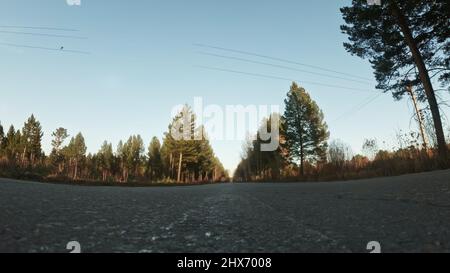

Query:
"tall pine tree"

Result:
[[283, 82, 329, 176], [21, 114, 43, 166], [50, 128, 69, 174], [65, 133, 87, 180], [162, 105, 198, 182], [97, 141, 114, 182], [340, 0, 450, 159], [147, 137, 163, 182], [0, 122, 4, 156]]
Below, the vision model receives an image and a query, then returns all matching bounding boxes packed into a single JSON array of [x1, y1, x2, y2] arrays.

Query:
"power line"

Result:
[[197, 51, 372, 85], [0, 30, 87, 39], [332, 92, 384, 123], [194, 43, 373, 81], [197, 63, 384, 127], [0, 25, 79, 32], [195, 65, 378, 94], [0, 42, 90, 54]]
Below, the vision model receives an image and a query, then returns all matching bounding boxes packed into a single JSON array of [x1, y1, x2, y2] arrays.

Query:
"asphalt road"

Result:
[[1, 170, 450, 253]]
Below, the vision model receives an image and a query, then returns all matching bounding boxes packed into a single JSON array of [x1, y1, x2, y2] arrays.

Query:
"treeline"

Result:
[[0, 107, 229, 184], [233, 82, 450, 182]]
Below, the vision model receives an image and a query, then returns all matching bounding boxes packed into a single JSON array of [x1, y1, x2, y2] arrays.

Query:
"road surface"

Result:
[[1, 170, 450, 253]]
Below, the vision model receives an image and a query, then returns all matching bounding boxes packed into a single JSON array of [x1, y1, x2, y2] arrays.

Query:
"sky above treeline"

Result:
[[1, 0, 449, 173]]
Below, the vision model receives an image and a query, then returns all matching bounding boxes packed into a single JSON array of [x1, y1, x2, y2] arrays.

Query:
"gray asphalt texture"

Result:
[[1, 170, 450, 253]]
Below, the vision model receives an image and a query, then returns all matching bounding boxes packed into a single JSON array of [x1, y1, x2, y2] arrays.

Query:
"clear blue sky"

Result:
[[1, 0, 449, 173]]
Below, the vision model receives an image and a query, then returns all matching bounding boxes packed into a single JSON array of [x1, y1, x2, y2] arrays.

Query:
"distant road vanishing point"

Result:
[[1, 170, 450, 253]]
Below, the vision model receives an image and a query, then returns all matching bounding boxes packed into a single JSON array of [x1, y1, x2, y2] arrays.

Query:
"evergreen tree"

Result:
[[97, 141, 114, 182], [147, 137, 163, 181], [233, 114, 286, 181], [50, 128, 69, 174], [340, 0, 450, 159], [0, 122, 4, 156], [160, 140, 173, 179], [5, 125, 17, 161], [21, 114, 43, 165], [120, 135, 144, 182], [65, 133, 87, 180], [85, 153, 99, 180], [15, 129, 23, 163], [160, 106, 227, 183], [283, 82, 329, 176], [212, 156, 228, 182], [196, 127, 215, 181], [162, 105, 198, 182], [259, 114, 286, 180], [116, 140, 125, 182], [51, 128, 69, 152]]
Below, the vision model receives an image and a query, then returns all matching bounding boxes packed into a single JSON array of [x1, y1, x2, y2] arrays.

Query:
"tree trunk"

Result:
[[22, 147, 27, 167], [299, 134, 305, 177], [296, 109, 305, 177], [74, 160, 78, 180], [169, 153, 173, 180], [177, 152, 183, 182], [390, 2, 447, 161], [30, 153, 34, 167], [407, 85, 428, 150]]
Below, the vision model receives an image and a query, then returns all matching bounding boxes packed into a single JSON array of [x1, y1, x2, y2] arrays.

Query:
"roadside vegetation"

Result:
[[0, 109, 229, 184], [233, 86, 450, 182]]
